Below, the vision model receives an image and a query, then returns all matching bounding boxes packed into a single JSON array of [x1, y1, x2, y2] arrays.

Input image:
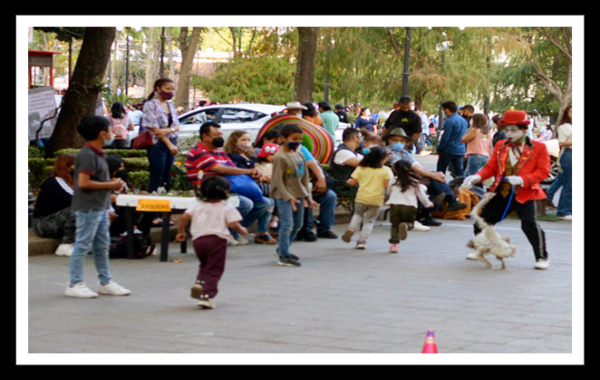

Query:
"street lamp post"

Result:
[[402, 27, 412, 97]]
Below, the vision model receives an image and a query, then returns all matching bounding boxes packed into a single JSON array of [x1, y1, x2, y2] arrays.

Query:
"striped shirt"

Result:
[[185, 142, 235, 187]]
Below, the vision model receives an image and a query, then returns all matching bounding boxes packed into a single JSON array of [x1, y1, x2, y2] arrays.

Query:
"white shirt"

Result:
[[184, 199, 242, 241], [386, 182, 433, 208], [333, 149, 363, 165]]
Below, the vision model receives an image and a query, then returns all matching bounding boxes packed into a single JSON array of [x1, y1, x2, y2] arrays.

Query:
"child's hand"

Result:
[[175, 232, 186, 242], [289, 198, 300, 212]]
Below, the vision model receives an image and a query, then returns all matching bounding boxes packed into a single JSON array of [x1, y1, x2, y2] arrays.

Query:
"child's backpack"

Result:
[[110, 117, 128, 140], [109, 232, 155, 259]]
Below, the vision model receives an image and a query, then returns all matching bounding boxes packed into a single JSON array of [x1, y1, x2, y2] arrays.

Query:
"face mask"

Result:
[[363, 148, 371, 155], [287, 142, 301, 151], [159, 91, 174, 100], [237, 142, 252, 151], [391, 141, 405, 152], [103, 132, 115, 147], [211, 137, 224, 148]]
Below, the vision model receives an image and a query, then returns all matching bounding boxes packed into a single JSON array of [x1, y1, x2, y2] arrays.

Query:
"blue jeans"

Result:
[[546, 149, 572, 216], [231, 195, 274, 238], [275, 198, 304, 257], [436, 150, 465, 177], [69, 209, 112, 286], [465, 154, 489, 177], [305, 189, 337, 234], [147, 139, 176, 193]]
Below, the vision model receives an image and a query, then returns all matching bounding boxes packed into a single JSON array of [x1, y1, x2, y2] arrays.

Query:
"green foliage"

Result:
[[196, 56, 294, 104], [28, 146, 44, 158]]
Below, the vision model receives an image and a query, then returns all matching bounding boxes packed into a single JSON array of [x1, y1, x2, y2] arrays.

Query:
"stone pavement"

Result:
[[21, 155, 582, 364]]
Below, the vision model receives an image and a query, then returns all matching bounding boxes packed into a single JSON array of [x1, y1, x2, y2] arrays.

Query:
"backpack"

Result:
[[109, 232, 155, 259], [110, 116, 128, 140]]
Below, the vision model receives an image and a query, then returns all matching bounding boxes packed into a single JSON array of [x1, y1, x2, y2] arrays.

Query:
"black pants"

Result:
[[474, 194, 548, 261]]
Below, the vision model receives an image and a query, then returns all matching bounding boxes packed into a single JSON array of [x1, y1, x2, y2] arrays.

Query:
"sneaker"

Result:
[[65, 282, 98, 298], [97, 280, 131, 296], [236, 236, 250, 245], [341, 229, 355, 243], [398, 223, 408, 241], [447, 201, 468, 212], [431, 193, 447, 205], [317, 230, 338, 239], [197, 295, 216, 309], [55, 243, 74, 257], [190, 281, 203, 299], [420, 216, 442, 227], [411, 220, 430, 232], [228, 237, 240, 246], [534, 258, 550, 270], [273, 249, 299, 261], [558, 215, 572, 221], [254, 234, 277, 244], [389, 244, 399, 253], [465, 252, 479, 260], [277, 255, 301, 267], [545, 199, 557, 210], [355, 241, 366, 250]]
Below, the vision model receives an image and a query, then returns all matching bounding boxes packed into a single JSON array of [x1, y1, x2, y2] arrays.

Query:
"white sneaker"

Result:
[[411, 220, 430, 232], [197, 297, 216, 309], [535, 259, 550, 270], [65, 282, 98, 298], [97, 280, 131, 296], [236, 237, 249, 245], [55, 243, 74, 256], [466, 252, 478, 260], [559, 215, 572, 221], [228, 237, 240, 246]]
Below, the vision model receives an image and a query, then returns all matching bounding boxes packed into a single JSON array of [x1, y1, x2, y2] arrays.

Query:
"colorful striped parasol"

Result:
[[256, 114, 334, 164]]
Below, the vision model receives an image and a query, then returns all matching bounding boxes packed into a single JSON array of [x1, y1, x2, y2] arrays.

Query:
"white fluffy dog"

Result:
[[466, 192, 517, 269]]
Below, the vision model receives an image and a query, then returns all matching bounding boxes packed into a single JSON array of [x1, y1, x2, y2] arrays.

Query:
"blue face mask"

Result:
[[287, 142, 301, 150], [362, 148, 371, 155], [391, 141, 405, 152]]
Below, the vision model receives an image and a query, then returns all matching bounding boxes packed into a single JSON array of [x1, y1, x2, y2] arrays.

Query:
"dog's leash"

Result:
[[495, 177, 515, 231]]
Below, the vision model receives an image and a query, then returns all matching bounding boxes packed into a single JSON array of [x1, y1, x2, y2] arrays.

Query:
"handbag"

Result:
[[225, 174, 264, 203], [132, 131, 153, 149]]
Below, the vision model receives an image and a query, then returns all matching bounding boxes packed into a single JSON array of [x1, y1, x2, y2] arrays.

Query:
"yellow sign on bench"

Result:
[[136, 199, 172, 212]]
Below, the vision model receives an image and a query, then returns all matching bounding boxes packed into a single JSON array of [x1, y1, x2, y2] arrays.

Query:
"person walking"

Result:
[[386, 160, 435, 253], [545, 105, 572, 220], [270, 123, 317, 267], [65, 116, 131, 298], [341, 146, 394, 250], [176, 176, 248, 309]]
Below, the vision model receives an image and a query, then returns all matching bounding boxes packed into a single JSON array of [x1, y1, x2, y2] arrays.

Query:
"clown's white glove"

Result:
[[461, 175, 481, 189], [504, 176, 524, 187]]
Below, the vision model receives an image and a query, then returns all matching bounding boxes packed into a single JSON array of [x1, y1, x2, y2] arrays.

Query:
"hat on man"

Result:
[[257, 143, 280, 158], [383, 127, 409, 141], [285, 101, 307, 111], [498, 110, 530, 128]]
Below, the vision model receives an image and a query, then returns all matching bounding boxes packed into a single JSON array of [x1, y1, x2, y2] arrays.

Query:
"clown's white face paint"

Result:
[[504, 126, 525, 142]]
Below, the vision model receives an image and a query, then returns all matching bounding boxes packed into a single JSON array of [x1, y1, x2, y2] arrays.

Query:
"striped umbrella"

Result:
[[256, 114, 334, 164]]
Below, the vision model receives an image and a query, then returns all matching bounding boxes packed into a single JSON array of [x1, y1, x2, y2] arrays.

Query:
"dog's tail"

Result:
[[470, 192, 496, 231]]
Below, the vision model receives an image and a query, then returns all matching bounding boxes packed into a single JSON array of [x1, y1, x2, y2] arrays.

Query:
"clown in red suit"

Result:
[[462, 110, 551, 270]]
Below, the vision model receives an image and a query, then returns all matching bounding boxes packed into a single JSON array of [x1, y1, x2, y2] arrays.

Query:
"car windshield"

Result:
[[220, 108, 266, 123]]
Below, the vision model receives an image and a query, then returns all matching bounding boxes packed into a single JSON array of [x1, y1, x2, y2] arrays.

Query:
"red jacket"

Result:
[[476, 138, 550, 204]]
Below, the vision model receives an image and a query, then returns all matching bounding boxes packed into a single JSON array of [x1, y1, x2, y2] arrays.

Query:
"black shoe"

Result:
[[446, 201, 468, 212], [295, 229, 317, 242], [317, 230, 338, 239], [420, 217, 442, 227]]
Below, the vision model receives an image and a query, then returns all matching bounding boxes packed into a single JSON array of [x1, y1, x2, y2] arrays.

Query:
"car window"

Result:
[[220, 108, 266, 124], [179, 109, 219, 125]]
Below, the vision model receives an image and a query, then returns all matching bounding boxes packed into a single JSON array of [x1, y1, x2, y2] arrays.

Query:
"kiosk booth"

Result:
[[28, 50, 61, 89]]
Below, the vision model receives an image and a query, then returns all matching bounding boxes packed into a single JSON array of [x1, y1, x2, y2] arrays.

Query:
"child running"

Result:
[[342, 145, 394, 249], [270, 123, 316, 267], [176, 176, 248, 309], [386, 160, 434, 253]]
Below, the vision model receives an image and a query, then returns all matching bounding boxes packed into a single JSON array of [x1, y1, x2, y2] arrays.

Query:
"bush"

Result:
[[28, 146, 44, 158]]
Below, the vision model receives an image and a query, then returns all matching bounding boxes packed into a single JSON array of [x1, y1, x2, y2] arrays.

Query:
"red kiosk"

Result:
[[28, 50, 61, 89]]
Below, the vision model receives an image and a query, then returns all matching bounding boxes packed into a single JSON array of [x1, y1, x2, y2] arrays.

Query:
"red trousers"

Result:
[[193, 235, 228, 298]]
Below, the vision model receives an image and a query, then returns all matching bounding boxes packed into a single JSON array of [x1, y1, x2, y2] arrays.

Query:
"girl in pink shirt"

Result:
[[461, 113, 491, 177]]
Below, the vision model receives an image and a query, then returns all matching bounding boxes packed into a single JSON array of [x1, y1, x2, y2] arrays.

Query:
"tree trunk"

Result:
[[175, 27, 202, 111], [44, 27, 116, 158], [144, 27, 161, 99], [293, 27, 319, 103]]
